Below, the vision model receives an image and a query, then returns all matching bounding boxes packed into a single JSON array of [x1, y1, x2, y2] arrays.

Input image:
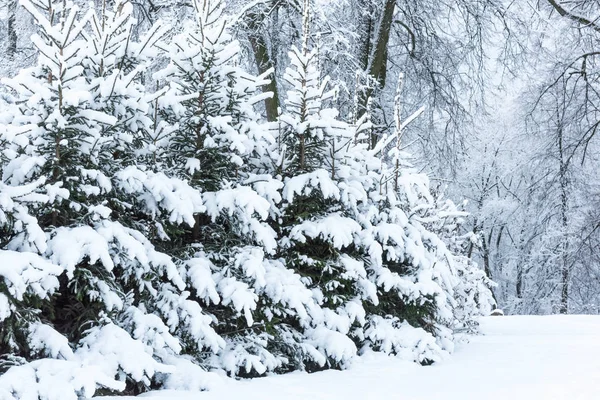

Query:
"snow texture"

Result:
[[100, 316, 600, 400]]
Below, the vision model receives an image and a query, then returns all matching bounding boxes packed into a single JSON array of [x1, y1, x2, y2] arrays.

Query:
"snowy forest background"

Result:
[[0, 0, 599, 398]]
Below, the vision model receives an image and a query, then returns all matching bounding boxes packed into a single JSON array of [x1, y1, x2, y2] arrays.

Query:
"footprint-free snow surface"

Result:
[[108, 316, 600, 400]]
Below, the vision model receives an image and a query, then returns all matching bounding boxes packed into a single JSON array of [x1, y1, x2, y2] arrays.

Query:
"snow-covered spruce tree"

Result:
[[345, 74, 494, 363], [265, 0, 480, 370], [389, 76, 493, 332], [78, 1, 232, 392], [151, 0, 326, 378], [427, 192, 496, 332], [268, 0, 374, 371], [0, 1, 220, 397]]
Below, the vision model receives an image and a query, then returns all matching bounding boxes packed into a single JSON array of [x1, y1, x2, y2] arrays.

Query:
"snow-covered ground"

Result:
[[105, 316, 600, 400]]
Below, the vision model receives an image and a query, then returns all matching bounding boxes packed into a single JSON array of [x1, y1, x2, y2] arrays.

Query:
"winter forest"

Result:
[[0, 0, 598, 398]]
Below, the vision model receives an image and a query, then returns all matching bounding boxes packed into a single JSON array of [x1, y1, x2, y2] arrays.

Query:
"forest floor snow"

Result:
[[103, 315, 600, 400]]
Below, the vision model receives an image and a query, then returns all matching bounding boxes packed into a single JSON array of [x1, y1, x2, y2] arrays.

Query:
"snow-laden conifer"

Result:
[[427, 193, 496, 332], [151, 0, 325, 376], [0, 0, 495, 395], [0, 1, 219, 396], [267, 0, 372, 370], [344, 73, 494, 362]]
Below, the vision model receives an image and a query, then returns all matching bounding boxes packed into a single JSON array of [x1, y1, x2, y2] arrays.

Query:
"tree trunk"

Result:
[[359, 9, 373, 71], [558, 125, 569, 314], [368, 0, 396, 88], [245, 10, 280, 122], [7, 0, 18, 60], [516, 265, 523, 299], [481, 230, 492, 283], [358, 0, 397, 148]]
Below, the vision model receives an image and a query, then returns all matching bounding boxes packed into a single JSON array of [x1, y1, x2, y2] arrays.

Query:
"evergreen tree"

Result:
[[0, 0, 495, 396], [270, 0, 372, 370], [0, 1, 219, 396], [347, 74, 492, 362], [152, 0, 323, 376], [427, 191, 496, 332]]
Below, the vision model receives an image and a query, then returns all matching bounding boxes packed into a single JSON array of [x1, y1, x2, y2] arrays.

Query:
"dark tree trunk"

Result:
[[245, 10, 280, 122], [7, 0, 18, 60], [368, 0, 396, 87], [558, 125, 569, 314], [357, 0, 397, 148]]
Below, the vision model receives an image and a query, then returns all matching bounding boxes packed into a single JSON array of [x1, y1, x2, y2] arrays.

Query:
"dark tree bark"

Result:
[[368, 0, 396, 88], [357, 0, 397, 148], [245, 9, 280, 122], [558, 123, 569, 314], [358, 6, 374, 71], [7, 0, 18, 60]]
